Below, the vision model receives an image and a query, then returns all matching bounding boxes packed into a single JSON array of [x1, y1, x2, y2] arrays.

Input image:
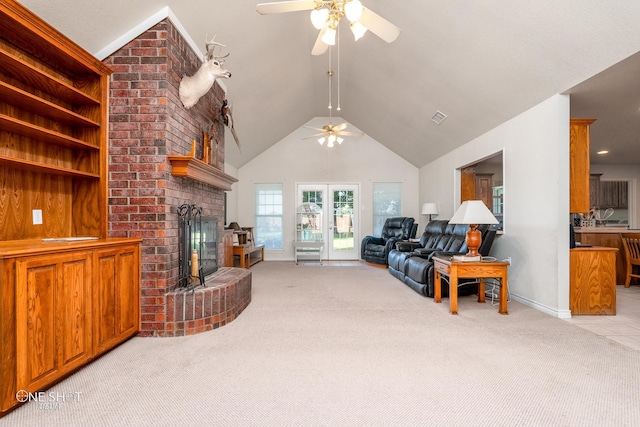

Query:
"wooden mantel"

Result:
[[167, 155, 238, 190]]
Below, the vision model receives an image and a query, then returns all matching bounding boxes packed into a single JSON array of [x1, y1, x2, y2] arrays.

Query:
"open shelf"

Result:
[[0, 80, 100, 127], [0, 155, 100, 178], [0, 114, 99, 150], [0, 48, 101, 106]]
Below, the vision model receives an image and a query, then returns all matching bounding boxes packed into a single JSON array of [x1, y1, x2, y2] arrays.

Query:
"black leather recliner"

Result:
[[361, 217, 417, 265], [388, 220, 496, 297]]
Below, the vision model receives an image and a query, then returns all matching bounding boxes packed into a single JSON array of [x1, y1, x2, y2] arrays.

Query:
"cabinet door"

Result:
[[570, 119, 595, 213], [600, 181, 618, 208], [93, 245, 140, 355], [15, 252, 92, 392], [589, 174, 601, 208], [618, 181, 628, 209]]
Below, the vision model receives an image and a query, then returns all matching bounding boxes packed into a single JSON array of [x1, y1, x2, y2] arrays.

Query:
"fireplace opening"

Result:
[[177, 204, 218, 290], [196, 216, 218, 277]]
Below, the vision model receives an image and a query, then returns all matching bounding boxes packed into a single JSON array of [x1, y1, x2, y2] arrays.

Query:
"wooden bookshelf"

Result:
[[0, 0, 141, 417]]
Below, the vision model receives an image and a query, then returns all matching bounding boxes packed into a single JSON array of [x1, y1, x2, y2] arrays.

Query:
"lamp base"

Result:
[[452, 254, 481, 262], [465, 224, 482, 258]]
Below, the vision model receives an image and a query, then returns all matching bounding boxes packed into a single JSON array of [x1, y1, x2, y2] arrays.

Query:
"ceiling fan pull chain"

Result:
[[328, 46, 332, 113], [337, 24, 341, 112]]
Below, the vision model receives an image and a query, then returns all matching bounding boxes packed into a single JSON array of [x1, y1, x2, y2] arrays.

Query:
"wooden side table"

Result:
[[232, 244, 264, 268], [433, 256, 510, 315]]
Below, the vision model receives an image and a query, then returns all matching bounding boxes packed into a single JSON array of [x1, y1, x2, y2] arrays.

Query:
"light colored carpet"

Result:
[[5, 261, 640, 426]]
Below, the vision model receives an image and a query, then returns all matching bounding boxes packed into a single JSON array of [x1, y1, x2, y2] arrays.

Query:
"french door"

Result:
[[297, 184, 359, 261]]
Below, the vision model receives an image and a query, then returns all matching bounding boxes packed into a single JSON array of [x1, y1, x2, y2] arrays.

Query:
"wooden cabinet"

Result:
[[93, 245, 141, 356], [599, 181, 629, 209], [570, 247, 617, 315], [1, 240, 140, 415], [618, 181, 628, 209], [578, 230, 627, 286], [589, 174, 601, 208], [570, 119, 596, 213], [0, 3, 141, 417], [15, 251, 92, 392]]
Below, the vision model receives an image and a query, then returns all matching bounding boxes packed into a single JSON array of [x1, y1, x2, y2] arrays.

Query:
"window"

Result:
[[255, 183, 283, 249], [372, 183, 402, 235]]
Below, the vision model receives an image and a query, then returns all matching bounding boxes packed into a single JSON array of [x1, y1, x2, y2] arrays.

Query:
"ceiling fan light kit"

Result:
[[310, 8, 329, 29], [256, 0, 400, 55]]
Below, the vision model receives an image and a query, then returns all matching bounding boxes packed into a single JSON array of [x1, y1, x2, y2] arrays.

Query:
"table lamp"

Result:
[[448, 200, 499, 261], [421, 202, 438, 222]]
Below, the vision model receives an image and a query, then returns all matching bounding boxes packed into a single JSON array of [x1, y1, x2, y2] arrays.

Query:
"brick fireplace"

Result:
[[104, 19, 250, 337]]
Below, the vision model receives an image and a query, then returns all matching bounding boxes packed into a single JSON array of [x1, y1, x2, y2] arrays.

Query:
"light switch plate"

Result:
[[32, 209, 43, 225]]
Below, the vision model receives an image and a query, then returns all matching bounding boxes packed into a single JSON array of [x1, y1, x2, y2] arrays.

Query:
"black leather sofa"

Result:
[[361, 217, 417, 265], [388, 220, 496, 297]]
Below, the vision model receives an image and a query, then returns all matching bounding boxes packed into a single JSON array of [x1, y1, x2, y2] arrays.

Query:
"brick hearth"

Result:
[[165, 268, 251, 336], [103, 19, 247, 336]]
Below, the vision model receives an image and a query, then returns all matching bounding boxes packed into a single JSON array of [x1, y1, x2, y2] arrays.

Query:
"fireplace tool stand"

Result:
[[178, 203, 205, 291]]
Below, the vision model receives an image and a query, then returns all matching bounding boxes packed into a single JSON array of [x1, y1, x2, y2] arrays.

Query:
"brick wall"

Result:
[[104, 19, 241, 337]]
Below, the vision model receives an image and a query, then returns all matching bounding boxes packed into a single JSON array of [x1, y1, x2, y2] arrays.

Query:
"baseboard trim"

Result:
[[511, 293, 572, 319]]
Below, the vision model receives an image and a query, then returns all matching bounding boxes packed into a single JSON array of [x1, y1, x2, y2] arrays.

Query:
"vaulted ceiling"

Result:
[[19, 0, 640, 168]]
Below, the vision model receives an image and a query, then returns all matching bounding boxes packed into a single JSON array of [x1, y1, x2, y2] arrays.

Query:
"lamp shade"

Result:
[[449, 200, 498, 225], [421, 202, 438, 215]]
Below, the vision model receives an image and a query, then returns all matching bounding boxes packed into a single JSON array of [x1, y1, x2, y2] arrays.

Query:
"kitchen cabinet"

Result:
[[570, 119, 595, 213], [590, 174, 601, 208], [618, 182, 628, 209], [576, 229, 630, 286], [600, 181, 628, 209]]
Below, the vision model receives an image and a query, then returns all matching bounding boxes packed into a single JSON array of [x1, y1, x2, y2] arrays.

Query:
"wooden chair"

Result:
[[620, 233, 640, 287]]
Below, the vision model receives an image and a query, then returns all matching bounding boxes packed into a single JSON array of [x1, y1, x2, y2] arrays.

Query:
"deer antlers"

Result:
[[205, 35, 229, 61]]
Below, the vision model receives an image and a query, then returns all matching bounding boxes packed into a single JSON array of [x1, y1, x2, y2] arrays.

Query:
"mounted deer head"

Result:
[[179, 36, 231, 109]]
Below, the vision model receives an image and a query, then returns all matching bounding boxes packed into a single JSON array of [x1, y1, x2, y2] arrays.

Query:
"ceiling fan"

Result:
[[256, 0, 401, 55], [303, 121, 363, 147]]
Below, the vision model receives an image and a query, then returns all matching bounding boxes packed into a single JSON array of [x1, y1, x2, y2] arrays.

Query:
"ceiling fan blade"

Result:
[[302, 132, 326, 139], [304, 125, 325, 132], [359, 7, 401, 43], [256, 1, 316, 15], [340, 130, 364, 137], [334, 122, 348, 131], [311, 26, 329, 56]]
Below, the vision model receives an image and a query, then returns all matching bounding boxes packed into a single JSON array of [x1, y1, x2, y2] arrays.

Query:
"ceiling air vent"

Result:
[[431, 110, 447, 125]]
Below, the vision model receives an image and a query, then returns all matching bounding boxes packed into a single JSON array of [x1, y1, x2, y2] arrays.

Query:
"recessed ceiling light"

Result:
[[597, 150, 609, 155], [431, 110, 447, 125]]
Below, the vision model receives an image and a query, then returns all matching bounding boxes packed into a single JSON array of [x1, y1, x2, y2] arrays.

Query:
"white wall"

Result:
[[590, 164, 640, 228], [235, 118, 420, 261], [420, 94, 572, 318]]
